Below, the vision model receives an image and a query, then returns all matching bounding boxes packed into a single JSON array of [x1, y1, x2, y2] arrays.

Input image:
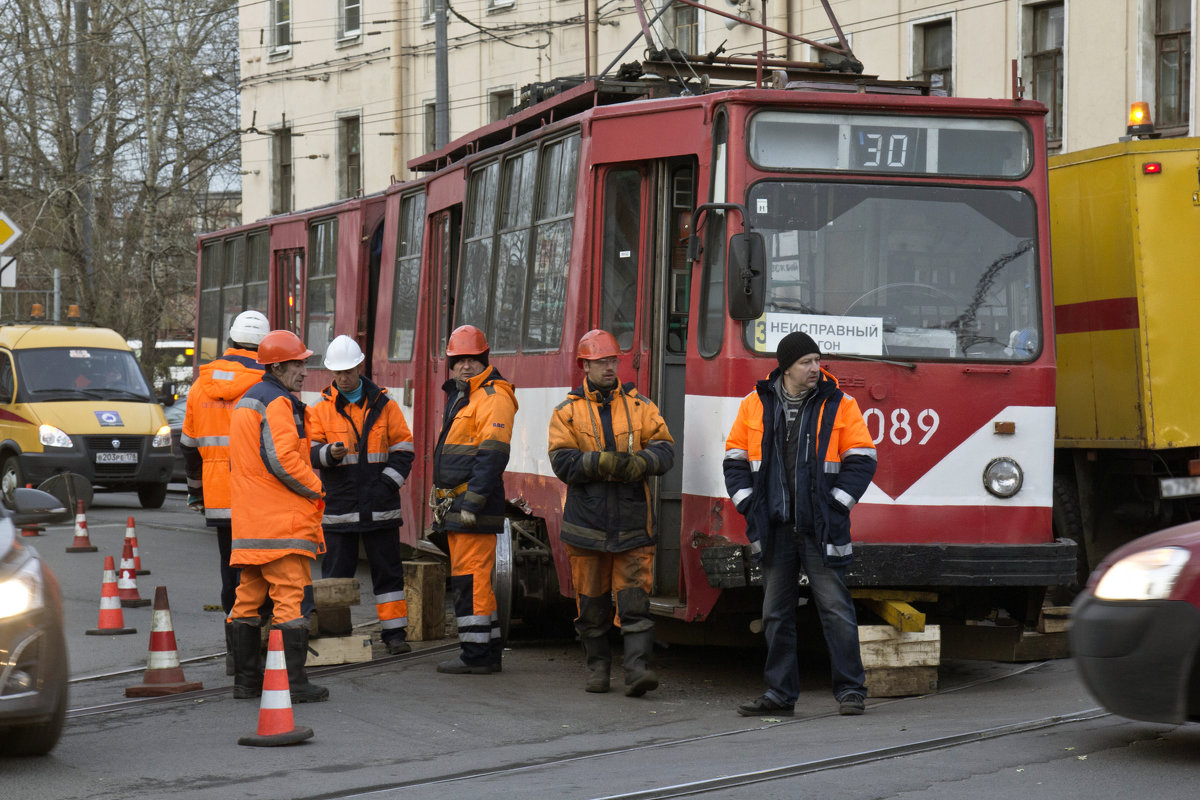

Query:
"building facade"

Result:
[[236, 0, 1195, 222]]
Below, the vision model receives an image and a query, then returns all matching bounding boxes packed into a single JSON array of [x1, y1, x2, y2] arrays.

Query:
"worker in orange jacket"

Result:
[[228, 329, 328, 704], [180, 310, 269, 667], [309, 335, 416, 655], [431, 325, 518, 675], [548, 329, 675, 696]]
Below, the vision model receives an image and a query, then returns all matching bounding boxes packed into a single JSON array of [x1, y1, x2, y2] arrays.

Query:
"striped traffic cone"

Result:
[[124, 516, 149, 575], [237, 629, 314, 747], [126, 587, 203, 697], [117, 539, 151, 608], [65, 499, 98, 553], [85, 556, 137, 635]]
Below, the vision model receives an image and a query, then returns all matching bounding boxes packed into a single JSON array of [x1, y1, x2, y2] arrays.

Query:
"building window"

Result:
[[489, 0, 514, 10], [340, 116, 362, 197], [423, 0, 435, 23], [339, 0, 361, 39], [272, 127, 293, 214], [489, 89, 514, 123], [424, 102, 437, 154], [1156, 0, 1191, 132], [915, 19, 953, 95], [670, 2, 698, 55], [271, 0, 291, 51], [1027, 3, 1064, 143]]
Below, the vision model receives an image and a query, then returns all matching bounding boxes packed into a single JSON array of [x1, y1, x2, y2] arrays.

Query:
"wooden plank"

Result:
[[860, 598, 926, 632], [311, 605, 353, 637], [941, 623, 1070, 662], [403, 560, 447, 642], [312, 577, 361, 608], [306, 635, 373, 666], [865, 666, 938, 698], [852, 589, 938, 603], [1037, 606, 1072, 634], [858, 624, 941, 668]]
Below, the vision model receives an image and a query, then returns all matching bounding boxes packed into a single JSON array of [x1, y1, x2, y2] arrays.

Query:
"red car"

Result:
[[1071, 521, 1200, 724]]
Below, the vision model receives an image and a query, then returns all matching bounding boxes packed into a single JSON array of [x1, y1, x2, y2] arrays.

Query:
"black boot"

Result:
[[280, 626, 329, 703], [622, 629, 659, 698], [224, 621, 235, 676], [230, 621, 263, 699], [582, 635, 611, 693]]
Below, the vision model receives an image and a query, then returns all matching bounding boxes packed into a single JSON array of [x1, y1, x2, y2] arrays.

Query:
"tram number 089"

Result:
[[862, 407, 939, 446]]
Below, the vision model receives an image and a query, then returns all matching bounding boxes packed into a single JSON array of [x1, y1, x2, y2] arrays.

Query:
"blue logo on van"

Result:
[[95, 410, 124, 427]]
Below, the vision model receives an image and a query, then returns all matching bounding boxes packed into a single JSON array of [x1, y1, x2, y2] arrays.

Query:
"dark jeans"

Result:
[[322, 527, 408, 645], [760, 524, 866, 704]]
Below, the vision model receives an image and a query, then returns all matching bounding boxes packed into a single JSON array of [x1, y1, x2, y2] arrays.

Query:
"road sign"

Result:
[[0, 211, 22, 255], [0, 257, 14, 288]]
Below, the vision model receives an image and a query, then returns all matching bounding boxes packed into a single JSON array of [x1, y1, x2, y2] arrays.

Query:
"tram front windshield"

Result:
[[743, 182, 1039, 361]]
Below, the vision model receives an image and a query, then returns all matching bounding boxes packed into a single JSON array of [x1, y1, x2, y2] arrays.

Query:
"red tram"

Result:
[[196, 61, 1076, 638]]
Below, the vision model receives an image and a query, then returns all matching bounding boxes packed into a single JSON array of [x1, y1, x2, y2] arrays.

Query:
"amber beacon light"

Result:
[[1127, 101, 1155, 136]]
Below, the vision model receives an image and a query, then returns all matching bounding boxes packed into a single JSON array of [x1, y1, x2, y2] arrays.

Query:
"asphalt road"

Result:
[[8, 489, 1199, 799]]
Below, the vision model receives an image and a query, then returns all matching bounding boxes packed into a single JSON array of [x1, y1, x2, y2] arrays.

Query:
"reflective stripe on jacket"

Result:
[[432, 365, 518, 533], [308, 377, 414, 532], [179, 348, 263, 524], [723, 367, 877, 567], [229, 373, 324, 566], [547, 381, 675, 552]]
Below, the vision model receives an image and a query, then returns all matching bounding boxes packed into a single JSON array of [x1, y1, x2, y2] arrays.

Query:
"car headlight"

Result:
[[152, 425, 172, 448], [1094, 546, 1191, 601], [0, 557, 45, 619], [39, 424, 73, 448], [983, 457, 1023, 498]]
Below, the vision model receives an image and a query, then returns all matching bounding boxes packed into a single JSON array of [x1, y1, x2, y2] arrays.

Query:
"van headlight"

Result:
[[39, 424, 73, 448], [983, 457, 1023, 498], [152, 425, 172, 448], [0, 557, 45, 619], [1095, 547, 1190, 601]]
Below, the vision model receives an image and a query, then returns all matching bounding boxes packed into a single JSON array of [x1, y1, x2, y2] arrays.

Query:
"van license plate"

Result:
[[96, 452, 137, 464]]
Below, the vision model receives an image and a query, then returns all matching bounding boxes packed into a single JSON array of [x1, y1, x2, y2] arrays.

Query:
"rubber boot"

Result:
[[582, 635, 611, 694], [224, 621, 235, 676], [280, 626, 329, 703], [230, 621, 264, 699], [622, 629, 659, 698]]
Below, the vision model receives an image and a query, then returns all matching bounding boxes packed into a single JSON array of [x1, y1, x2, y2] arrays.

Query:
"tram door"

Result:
[[596, 158, 696, 600]]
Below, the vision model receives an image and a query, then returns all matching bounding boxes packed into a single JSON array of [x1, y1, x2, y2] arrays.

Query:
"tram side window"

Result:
[[222, 235, 246, 351], [524, 134, 579, 351], [490, 149, 538, 353], [390, 192, 426, 360], [599, 169, 641, 350], [458, 162, 500, 331], [698, 112, 728, 359], [245, 232, 270, 319], [198, 242, 223, 362], [198, 231, 268, 364], [306, 217, 338, 365]]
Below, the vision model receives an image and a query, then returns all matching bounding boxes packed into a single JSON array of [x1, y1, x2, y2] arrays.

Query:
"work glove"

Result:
[[594, 450, 622, 479], [617, 452, 649, 483], [187, 495, 204, 513], [459, 509, 477, 528]]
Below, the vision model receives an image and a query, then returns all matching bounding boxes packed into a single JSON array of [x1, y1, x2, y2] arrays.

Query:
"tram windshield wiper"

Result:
[[830, 352, 917, 370]]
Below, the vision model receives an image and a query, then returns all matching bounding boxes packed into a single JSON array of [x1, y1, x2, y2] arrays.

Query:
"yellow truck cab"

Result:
[[0, 324, 174, 508]]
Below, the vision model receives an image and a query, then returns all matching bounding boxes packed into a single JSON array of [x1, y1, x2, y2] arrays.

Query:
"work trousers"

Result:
[[322, 527, 409, 645], [566, 543, 655, 639], [231, 553, 312, 626], [447, 531, 502, 666], [760, 524, 866, 704], [215, 523, 240, 615]]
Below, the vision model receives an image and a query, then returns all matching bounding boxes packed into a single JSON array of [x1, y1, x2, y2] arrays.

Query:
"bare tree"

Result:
[[0, 0, 239, 367]]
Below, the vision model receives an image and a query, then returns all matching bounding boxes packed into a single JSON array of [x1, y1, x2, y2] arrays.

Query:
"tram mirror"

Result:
[[686, 232, 702, 262], [727, 232, 765, 321]]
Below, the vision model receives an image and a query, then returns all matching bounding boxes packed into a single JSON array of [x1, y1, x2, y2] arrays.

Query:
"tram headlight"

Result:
[[982, 457, 1023, 498], [1094, 547, 1189, 601]]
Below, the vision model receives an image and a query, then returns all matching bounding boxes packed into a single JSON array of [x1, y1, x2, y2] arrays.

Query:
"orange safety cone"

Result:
[[237, 629, 314, 747], [85, 556, 137, 635], [65, 499, 98, 553], [124, 516, 149, 575], [126, 587, 203, 697], [19, 484, 43, 536], [117, 539, 151, 608]]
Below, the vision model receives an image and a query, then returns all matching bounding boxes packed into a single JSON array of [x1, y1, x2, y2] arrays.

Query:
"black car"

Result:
[[0, 489, 71, 756], [162, 394, 187, 484]]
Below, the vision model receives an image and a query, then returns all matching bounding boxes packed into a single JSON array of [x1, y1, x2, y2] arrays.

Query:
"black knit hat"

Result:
[[776, 331, 820, 371]]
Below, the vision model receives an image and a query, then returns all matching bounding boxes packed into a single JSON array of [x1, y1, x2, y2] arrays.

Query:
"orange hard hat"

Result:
[[446, 325, 489, 358], [256, 330, 314, 365], [577, 329, 621, 367]]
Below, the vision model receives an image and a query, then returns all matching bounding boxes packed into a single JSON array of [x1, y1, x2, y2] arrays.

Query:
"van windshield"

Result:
[[16, 347, 155, 402]]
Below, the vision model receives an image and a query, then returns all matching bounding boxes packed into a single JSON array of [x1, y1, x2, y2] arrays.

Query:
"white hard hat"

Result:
[[229, 310, 270, 347], [324, 335, 365, 371]]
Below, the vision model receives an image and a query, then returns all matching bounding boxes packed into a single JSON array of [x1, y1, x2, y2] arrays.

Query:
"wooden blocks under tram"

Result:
[[307, 578, 372, 665], [403, 560, 446, 642], [858, 624, 941, 698]]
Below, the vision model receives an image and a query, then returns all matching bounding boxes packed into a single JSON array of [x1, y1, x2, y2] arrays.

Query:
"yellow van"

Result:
[[0, 324, 174, 508]]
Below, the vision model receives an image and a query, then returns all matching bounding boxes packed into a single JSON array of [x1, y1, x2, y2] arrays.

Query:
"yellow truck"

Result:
[[0, 323, 175, 508], [1050, 136, 1200, 578]]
